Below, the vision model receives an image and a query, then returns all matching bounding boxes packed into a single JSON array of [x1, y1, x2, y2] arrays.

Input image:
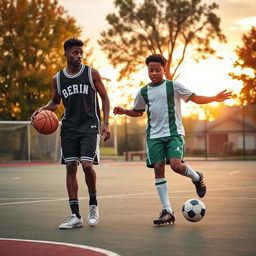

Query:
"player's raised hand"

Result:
[[215, 90, 232, 102]]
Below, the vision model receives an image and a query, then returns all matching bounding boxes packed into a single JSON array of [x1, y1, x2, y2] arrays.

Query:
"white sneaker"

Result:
[[59, 214, 83, 229], [88, 205, 99, 227]]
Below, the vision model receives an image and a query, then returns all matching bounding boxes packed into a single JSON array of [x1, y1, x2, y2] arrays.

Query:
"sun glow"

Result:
[[236, 16, 256, 30], [99, 65, 149, 106], [99, 56, 243, 123]]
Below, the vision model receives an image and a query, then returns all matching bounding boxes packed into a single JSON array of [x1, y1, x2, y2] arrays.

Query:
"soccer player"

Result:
[[32, 38, 110, 229], [113, 54, 232, 225]]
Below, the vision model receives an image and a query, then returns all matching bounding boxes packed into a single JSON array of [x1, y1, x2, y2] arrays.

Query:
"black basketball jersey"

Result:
[[56, 65, 100, 135]]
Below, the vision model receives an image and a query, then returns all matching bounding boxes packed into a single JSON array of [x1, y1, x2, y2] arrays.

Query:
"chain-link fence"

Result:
[[0, 105, 255, 162], [122, 104, 256, 160], [0, 121, 61, 162]]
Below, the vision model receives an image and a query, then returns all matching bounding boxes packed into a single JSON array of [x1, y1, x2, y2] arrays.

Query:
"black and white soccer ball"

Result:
[[182, 199, 206, 222]]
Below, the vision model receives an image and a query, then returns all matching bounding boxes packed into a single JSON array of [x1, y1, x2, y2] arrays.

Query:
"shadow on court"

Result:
[[0, 161, 256, 256]]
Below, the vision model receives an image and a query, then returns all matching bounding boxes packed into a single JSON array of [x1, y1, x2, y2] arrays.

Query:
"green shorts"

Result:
[[146, 135, 185, 168]]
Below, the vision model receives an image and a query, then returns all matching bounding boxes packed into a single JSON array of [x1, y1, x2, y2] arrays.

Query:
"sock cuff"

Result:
[[89, 192, 97, 197], [69, 199, 78, 205], [155, 178, 167, 186], [184, 164, 190, 176]]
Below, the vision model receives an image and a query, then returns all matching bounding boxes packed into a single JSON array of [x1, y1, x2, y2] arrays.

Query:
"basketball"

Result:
[[32, 110, 59, 135]]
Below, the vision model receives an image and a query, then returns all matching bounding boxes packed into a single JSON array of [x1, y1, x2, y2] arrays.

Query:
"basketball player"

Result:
[[114, 54, 232, 225], [32, 38, 110, 229]]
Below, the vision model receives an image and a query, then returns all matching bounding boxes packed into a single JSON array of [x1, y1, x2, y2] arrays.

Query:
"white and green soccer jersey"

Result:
[[133, 80, 194, 139]]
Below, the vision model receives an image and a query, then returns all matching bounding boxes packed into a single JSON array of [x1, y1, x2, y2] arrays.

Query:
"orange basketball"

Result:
[[32, 110, 59, 135]]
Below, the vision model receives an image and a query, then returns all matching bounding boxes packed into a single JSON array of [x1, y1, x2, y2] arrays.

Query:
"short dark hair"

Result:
[[145, 54, 167, 67], [64, 38, 84, 52]]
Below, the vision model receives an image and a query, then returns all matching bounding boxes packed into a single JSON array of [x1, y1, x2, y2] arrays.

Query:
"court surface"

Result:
[[0, 160, 256, 256]]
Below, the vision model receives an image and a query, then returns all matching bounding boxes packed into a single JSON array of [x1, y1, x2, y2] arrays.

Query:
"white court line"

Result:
[[0, 198, 68, 206], [229, 170, 240, 176], [0, 238, 121, 256], [1, 186, 255, 201], [0, 186, 256, 206]]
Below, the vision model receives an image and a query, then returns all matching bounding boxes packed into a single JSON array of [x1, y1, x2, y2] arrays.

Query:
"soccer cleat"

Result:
[[59, 214, 83, 229], [193, 171, 206, 198], [88, 205, 99, 227], [153, 209, 175, 225]]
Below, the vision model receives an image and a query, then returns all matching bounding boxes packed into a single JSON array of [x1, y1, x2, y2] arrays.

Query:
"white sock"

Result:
[[183, 164, 200, 181], [155, 178, 173, 213]]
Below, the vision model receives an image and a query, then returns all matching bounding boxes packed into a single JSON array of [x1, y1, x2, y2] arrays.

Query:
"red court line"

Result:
[[0, 239, 120, 256], [0, 159, 116, 168], [108, 161, 213, 167], [0, 162, 59, 167], [109, 162, 146, 167], [0, 160, 213, 168]]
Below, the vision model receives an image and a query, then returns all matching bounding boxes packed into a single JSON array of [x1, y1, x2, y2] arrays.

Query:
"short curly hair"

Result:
[[63, 38, 84, 52], [145, 54, 167, 67]]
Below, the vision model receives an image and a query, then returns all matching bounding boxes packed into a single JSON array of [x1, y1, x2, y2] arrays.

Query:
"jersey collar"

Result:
[[149, 79, 166, 87], [63, 64, 85, 78]]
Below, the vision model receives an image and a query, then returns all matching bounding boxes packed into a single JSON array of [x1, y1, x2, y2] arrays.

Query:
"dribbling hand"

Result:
[[31, 108, 44, 123]]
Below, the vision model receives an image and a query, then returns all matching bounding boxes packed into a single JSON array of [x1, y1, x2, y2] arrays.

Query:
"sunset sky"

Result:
[[58, 0, 256, 113]]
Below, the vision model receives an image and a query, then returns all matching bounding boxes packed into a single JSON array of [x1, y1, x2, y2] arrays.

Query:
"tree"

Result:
[[0, 0, 91, 120], [99, 0, 226, 81], [229, 26, 256, 105]]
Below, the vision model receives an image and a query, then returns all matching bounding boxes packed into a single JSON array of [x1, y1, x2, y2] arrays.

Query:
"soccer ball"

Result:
[[182, 199, 206, 222]]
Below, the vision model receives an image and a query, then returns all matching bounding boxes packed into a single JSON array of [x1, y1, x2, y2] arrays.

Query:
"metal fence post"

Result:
[[27, 123, 31, 162]]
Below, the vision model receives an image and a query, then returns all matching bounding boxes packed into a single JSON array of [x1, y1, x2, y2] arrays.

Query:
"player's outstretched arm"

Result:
[[190, 89, 232, 104], [113, 107, 143, 117]]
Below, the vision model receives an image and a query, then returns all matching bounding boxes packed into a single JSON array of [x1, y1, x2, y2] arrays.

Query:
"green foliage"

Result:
[[0, 0, 91, 120], [99, 0, 226, 80], [229, 27, 256, 105]]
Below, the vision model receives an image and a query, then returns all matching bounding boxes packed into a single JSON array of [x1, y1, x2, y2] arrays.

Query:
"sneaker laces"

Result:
[[65, 214, 76, 223], [194, 175, 205, 187], [198, 179, 206, 187], [159, 210, 171, 219], [159, 211, 166, 218], [89, 206, 97, 218]]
